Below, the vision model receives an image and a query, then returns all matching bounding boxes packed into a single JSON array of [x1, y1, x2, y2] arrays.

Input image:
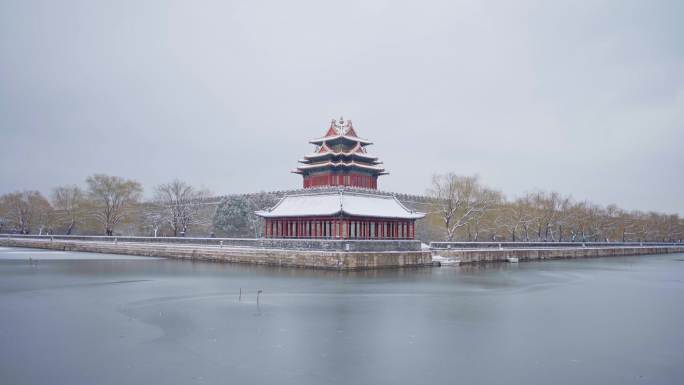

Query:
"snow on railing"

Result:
[[429, 241, 684, 249], [2, 234, 422, 252]]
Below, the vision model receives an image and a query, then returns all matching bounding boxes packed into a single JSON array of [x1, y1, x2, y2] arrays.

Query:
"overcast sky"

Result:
[[1, 0, 682, 214]]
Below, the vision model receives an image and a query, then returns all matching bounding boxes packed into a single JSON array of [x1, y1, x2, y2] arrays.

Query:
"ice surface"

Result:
[[0, 248, 162, 260]]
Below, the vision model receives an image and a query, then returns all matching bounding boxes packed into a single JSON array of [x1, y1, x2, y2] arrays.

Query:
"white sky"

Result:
[[1, 0, 682, 214]]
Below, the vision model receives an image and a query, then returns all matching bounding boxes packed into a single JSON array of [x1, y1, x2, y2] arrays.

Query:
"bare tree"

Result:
[[0, 191, 53, 234], [496, 195, 536, 241], [154, 180, 210, 237], [427, 173, 501, 241], [85, 174, 143, 236], [51, 185, 85, 235], [139, 205, 164, 237]]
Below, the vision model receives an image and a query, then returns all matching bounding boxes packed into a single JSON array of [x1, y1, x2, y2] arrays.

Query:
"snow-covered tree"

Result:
[[427, 173, 501, 241], [213, 192, 280, 237], [154, 180, 210, 237]]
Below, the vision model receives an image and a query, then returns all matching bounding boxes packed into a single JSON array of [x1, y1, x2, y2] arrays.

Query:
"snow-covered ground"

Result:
[[431, 254, 461, 265]]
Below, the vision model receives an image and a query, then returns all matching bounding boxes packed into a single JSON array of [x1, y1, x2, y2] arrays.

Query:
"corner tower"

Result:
[[293, 117, 387, 189], [257, 116, 425, 240]]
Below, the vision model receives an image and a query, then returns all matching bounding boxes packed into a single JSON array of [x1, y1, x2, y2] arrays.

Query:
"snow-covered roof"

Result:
[[255, 190, 425, 219], [293, 160, 387, 174], [301, 150, 378, 162], [309, 135, 372, 145]]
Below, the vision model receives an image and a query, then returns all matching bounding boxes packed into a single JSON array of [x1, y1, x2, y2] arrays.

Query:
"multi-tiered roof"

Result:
[[293, 117, 387, 189], [256, 117, 424, 239]]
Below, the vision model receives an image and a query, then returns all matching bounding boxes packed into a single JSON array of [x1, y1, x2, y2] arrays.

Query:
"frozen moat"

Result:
[[1, 247, 683, 385]]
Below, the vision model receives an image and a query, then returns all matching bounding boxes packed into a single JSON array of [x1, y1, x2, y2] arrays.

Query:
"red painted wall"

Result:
[[264, 217, 416, 239], [303, 172, 378, 189]]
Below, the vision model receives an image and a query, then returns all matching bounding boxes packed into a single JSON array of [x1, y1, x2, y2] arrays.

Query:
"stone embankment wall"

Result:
[[4, 236, 682, 269], [0, 237, 431, 270], [434, 246, 684, 264]]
